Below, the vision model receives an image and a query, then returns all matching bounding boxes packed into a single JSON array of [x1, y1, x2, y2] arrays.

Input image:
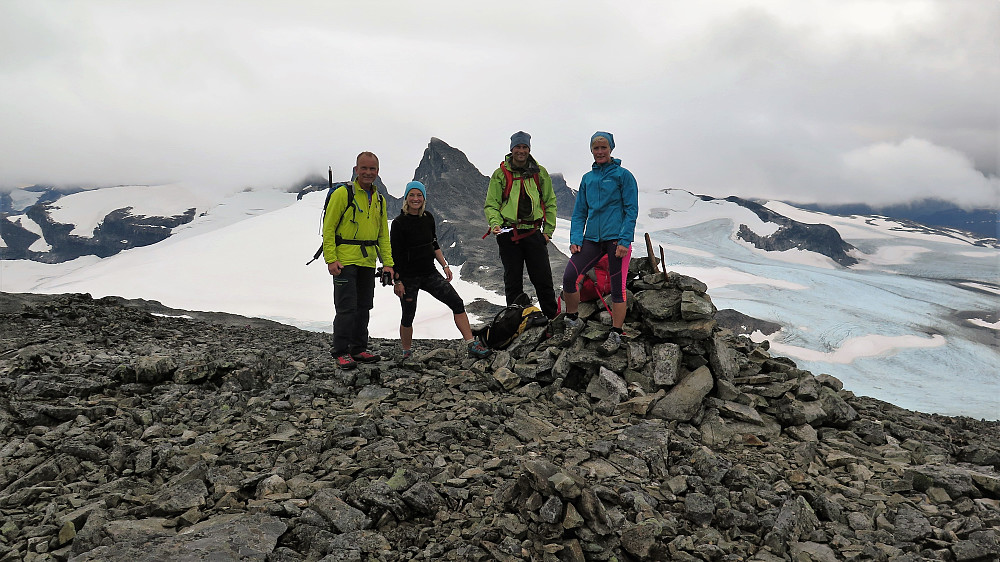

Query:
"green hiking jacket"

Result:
[[322, 181, 394, 268], [484, 154, 557, 237]]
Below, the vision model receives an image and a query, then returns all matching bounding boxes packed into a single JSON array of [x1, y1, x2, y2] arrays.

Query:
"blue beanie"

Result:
[[404, 181, 426, 198], [510, 131, 531, 150], [591, 131, 615, 151]]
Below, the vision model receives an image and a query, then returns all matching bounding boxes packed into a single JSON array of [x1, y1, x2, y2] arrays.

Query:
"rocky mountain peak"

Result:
[[412, 138, 491, 223]]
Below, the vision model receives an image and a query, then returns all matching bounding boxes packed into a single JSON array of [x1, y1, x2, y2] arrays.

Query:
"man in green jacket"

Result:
[[484, 131, 558, 319], [324, 151, 394, 370]]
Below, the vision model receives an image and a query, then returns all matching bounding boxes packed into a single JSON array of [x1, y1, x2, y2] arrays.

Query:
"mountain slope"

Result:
[[1, 145, 997, 419]]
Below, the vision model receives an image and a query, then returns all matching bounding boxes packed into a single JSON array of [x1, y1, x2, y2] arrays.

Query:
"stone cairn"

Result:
[[0, 256, 998, 561]]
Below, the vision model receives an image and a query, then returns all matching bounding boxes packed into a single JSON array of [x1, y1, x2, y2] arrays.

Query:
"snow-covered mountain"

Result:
[[2, 144, 998, 420], [0, 183, 213, 263]]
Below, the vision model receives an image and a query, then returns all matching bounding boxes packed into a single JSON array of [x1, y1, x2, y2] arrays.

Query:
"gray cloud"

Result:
[[1, 0, 996, 209]]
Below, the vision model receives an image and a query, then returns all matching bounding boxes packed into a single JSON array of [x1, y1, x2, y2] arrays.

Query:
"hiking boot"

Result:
[[562, 315, 584, 344], [467, 340, 491, 359], [599, 330, 622, 356], [351, 351, 381, 363], [402, 349, 413, 360], [336, 354, 357, 370]]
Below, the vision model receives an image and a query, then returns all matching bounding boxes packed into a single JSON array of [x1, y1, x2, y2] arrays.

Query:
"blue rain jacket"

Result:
[[570, 158, 639, 247]]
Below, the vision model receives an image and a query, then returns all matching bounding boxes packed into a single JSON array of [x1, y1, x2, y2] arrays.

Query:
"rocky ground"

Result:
[[1, 258, 998, 562]]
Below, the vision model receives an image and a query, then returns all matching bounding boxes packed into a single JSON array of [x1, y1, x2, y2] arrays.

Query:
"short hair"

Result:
[[356, 151, 379, 165]]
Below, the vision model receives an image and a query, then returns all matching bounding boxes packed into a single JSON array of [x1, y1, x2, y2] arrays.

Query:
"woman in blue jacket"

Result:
[[561, 131, 639, 355]]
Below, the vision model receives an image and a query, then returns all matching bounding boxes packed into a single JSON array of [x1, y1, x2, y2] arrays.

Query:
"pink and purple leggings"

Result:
[[561, 240, 632, 303]]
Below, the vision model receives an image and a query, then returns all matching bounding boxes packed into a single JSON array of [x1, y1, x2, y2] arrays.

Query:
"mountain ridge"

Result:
[[4, 139, 996, 264], [2, 141, 997, 422], [795, 198, 999, 241]]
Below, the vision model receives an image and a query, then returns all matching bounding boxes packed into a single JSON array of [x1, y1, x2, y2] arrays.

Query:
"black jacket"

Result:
[[389, 211, 440, 277]]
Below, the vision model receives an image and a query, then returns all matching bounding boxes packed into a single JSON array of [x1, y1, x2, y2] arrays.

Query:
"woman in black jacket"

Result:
[[390, 181, 491, 359]]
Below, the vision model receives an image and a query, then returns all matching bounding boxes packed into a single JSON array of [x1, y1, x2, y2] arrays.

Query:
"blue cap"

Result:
[[591, 131, 615, 151], [510, 131, 531, 150], [404, 181, 426, 198]]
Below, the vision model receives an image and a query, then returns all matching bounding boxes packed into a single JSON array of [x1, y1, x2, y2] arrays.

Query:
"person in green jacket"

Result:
[[323, 151, 394, 370], [483, 131, 558, 319]]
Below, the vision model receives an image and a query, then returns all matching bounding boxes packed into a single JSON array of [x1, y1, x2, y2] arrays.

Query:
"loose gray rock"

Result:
[[1, 277, 997, 561]]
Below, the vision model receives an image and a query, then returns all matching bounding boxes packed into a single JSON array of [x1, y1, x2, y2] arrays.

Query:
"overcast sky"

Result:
[[2, 0, 997, 208]]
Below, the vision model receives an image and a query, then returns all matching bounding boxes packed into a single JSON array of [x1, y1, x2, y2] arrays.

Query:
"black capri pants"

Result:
[[398, 272, 466, 327]]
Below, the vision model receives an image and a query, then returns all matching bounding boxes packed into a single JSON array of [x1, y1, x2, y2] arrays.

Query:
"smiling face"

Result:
[[405, 187, 424, 214], [354, 153, 379, 188], [591, 138, 611, 165], [511, 143, 530, 167]]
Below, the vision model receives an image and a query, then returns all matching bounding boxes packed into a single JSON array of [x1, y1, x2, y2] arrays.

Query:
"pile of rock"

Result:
[[0, 261, 998, 561]]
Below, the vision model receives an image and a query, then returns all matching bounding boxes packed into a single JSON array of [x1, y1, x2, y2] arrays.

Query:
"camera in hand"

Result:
[[377, 267, 393, 287]]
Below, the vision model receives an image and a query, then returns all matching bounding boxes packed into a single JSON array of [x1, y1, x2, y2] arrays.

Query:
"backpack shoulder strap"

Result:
[[499, 162, 542, 202], [330, 182, 356, 227], [500, 161, 515, 201]]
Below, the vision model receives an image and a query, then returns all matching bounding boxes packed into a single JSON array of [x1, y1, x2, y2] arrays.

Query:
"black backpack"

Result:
[[474, 293, 548, 350], [306, 167, 385, 265]]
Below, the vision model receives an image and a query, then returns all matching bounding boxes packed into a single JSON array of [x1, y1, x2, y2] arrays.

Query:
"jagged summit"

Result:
[[411, 138, 491, 223]]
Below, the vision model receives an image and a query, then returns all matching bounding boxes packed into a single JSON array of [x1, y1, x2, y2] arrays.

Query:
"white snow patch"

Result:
[[0, 256, 101, 292], [641, 189, 782, 236], [855, 245, 932, 266], [960, 282, 1000, 296], [5, 189, 43, 211], [151, 313, 194, 320], [13, 215, 44, 236], [767, 333, 947, 364], [28, 237, 52, 252], [968, 318, 1000, 330]]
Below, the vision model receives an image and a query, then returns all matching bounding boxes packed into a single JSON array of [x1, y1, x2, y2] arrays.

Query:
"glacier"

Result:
[[2, 186, 997, 420]]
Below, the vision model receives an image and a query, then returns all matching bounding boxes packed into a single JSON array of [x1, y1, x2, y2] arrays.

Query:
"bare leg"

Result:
[[564, 291, 580, 315], [455, 312, 474, 341], [400, 325, 413, 351]]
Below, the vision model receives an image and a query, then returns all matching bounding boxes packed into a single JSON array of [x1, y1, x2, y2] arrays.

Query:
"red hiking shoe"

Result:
[[336, 354, 357, 370], [351, 351, 381, 363]]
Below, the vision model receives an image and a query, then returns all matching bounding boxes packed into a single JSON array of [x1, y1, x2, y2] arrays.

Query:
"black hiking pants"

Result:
[[332, 265, 376, 355], [496, 229, 557, 319]]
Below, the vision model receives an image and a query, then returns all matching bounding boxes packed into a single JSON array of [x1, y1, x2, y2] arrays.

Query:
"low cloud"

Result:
[[839, 138, 999, 209]]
